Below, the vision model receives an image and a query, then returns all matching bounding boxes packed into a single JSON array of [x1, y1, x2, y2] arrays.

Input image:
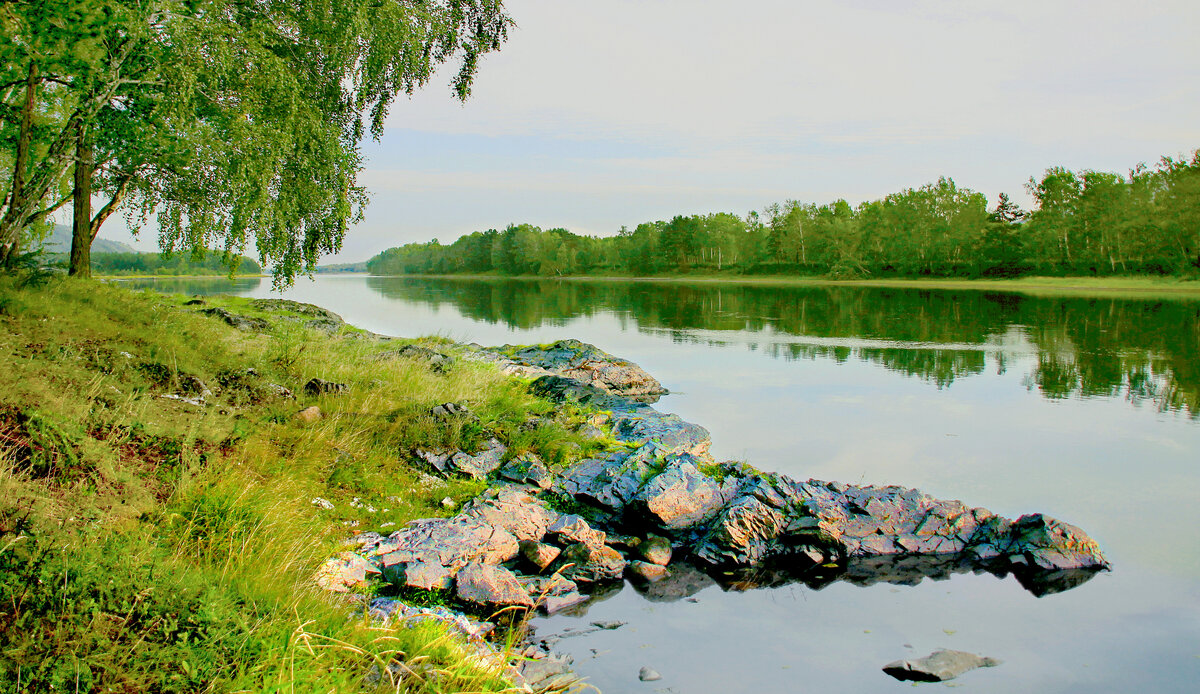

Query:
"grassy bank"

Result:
[[0, 275, 602, 692], [370, 272, 1200, 299]]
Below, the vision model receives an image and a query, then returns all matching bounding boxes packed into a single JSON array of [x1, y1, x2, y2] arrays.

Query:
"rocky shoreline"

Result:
[[316, 338, 1110, 690]]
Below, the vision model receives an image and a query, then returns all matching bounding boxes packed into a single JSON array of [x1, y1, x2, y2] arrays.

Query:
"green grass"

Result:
[[0, 274, 601, 692]]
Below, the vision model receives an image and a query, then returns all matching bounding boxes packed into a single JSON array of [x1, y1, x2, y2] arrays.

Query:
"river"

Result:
[[125, 275, 1200, 693]]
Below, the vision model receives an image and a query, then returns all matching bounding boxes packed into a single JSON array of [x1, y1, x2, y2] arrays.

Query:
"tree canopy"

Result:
[[0, 0, 511, 284], [367, 151, 1200, 280]]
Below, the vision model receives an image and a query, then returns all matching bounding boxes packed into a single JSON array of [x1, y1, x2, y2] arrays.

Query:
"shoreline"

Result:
[[360, 272, 1200, 298]]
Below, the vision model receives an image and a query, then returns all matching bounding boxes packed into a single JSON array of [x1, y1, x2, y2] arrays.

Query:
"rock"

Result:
[[314, 552, 380, 592], [294, 405, 322, 424], [454, 563, 534, 608], [250, 299, 344, 324], [555, 542, 627, 584], [638, 666, 663, 682], [498, 453, 553, 489], [447, 438, 507, 479], [265, 382, 294, 399], [541, 591, 590, 615], [177, 374, 212, 398], [430, 401, 473, 419], [627, 560, 670, 582], [304, 378, 348, 396], [546, 514, 607, 550], [310, 496, 334, 510], [636, 461, 731, 530], [519, 656, 578, 690], [636, 535, 673, 566], [694, 495, 786, 565], [494, 339, 668, 399], [304, 318, 343, 335], [590, 620, 626, 630], [1000, 514, 1111, 571], [440, 497, 456, 509], [198, 306, 270, 332], [183, 298, 205, 306], [882, 649, 1001, 682], [382, 560, 455, 590], [372, 345, 456, 373], [638, 562, 716, 602], [520, 540, 562, 571]]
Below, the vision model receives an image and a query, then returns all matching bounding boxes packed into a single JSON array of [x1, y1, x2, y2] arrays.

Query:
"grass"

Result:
[[0, 274, 604, 692]]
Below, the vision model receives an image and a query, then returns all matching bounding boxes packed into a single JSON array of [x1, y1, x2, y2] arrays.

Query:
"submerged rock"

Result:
[[882, 649, 1001, 682]]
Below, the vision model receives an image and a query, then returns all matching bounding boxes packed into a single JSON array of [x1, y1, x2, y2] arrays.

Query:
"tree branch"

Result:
[[91, 174, 134, 241]]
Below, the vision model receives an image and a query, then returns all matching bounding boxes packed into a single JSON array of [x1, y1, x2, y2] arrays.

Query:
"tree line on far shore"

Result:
[[366, 151, 1200, 279], [44, 250, 261, 277]]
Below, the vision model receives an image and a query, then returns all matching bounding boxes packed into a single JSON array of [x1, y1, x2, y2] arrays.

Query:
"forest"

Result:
[[47, 251, 262, 276], [366, 152, 1200, 279]]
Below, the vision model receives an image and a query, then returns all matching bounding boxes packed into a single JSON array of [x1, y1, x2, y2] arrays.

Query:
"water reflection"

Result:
[[113, 276, 263, 295], [365, 277, 1200, 415]]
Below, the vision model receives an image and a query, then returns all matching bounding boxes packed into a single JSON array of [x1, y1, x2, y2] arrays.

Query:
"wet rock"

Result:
[[638, 562, 717, 602], [199, 306, 271, 332], [454, 563, 534, 608], [882, 649, 1001, 682], [1000, 514, 1110, 571], [519, 655, 578, 691], [546, 514, 607, 550], [555, 542, 627, 585], [694, 495, 786, 565], [518, 574, 588, 614], [639, 666, 663, 682], [591, 620, 626, 630], [294, 405, 322, 424], [627, 560, 670, 582], [304, 378, 348, 396], [520, 540, 562, 571], [636, 535, 673, 566]]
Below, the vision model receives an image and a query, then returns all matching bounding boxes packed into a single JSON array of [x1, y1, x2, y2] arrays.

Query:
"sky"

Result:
[[109, 0, 1200, 262]]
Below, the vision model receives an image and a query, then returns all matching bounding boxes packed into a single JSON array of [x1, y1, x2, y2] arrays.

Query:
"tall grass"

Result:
[[0, 275, 596, 692]]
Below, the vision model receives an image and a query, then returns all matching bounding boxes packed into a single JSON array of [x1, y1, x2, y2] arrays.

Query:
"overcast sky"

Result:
[[112, 0, 1200, 262]]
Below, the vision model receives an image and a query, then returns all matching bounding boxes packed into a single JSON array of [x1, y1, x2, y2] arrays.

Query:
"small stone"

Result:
[[637, 535, 673, 566], [882, 649, 1001, 682], [310, 496, 334, 510], [590, 620, 626, 630], [627, 560, 670, 582], [431, 401, 473, 419], [440, 497, 456, 509], [294, 406, 322, 424], [304, 378, 348, 396], [638, 666, 662, 682]]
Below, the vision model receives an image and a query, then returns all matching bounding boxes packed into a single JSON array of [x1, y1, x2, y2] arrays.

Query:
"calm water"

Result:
[[126, 275, 1200, 693]]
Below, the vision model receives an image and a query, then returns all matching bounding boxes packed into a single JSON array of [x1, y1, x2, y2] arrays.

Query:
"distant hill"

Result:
[[316, 261, 367, 273], [40, 224, 141, 255]]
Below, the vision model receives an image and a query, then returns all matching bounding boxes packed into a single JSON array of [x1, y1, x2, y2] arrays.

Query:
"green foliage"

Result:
[[367, 150, 1200, 281], [1, 0, 513, 285], [0, 277, 603, 691]]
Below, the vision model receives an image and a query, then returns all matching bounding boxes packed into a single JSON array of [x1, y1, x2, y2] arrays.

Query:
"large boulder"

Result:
[[455, 563, 534, 608], [635, 461, 733, 530]]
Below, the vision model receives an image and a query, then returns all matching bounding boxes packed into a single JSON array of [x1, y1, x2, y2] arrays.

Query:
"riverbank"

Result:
[[368, 272, 1200, 299], [0, 276, 606, 692]]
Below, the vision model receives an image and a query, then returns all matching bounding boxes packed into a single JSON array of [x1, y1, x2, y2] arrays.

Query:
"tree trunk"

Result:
[[69, 125, 95, 278], [0, 63, 39, 268]]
